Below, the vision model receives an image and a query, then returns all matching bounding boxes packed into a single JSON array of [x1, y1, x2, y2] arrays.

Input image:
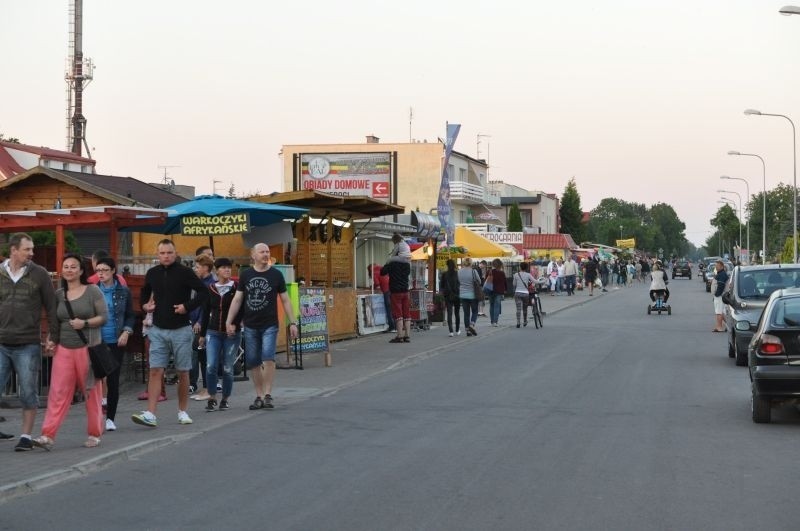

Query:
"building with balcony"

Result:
[[280, 136, 498, 229], [487, 181, 559, 234]]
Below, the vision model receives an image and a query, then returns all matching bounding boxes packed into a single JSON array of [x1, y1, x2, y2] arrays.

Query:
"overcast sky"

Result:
[[3, 1, 800, 247]]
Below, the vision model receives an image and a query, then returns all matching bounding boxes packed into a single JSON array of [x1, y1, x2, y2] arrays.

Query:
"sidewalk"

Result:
[[0, 287, 609, 502]]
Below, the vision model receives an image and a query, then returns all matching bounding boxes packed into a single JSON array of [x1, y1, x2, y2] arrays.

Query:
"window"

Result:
[[448, 164, 455, 179], [459, 168, 466, 181], [459, 210, 466, 223]]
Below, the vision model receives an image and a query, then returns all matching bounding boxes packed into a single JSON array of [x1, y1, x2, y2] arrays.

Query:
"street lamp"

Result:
[[720, 176, 750, 259], [744, 109, 797, 263], [719, 189, 743, 261], [619, 224, 623, 239], [727, 152, 766, 262], [780, 5, 800, 15]]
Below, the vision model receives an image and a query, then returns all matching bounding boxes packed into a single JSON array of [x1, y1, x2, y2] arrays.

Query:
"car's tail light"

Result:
[[758, 334, 785, 355]]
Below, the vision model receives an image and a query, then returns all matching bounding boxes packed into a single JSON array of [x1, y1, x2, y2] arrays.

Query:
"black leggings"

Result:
[[105, 343, 126, 421]]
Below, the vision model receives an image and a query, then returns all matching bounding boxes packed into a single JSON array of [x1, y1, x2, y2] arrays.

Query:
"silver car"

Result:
[[722, 264, 800, 366]]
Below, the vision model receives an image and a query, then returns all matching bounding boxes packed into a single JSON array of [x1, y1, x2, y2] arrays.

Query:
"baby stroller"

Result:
[[647, 289, 671, 315]]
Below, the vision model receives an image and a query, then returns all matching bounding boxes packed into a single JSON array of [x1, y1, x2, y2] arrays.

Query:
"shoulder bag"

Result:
[[473, 270, 485, 302], [63, 293, 119, 379], [482, 271, 494, 296]]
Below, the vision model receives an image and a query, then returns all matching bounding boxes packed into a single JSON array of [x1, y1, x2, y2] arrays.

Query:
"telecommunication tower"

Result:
[[65, 0, 94, 156]]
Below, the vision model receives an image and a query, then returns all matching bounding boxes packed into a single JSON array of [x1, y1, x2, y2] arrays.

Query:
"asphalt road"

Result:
[[4, 276, 800, 530]]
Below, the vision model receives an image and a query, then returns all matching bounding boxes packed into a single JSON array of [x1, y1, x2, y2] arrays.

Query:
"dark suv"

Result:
[[672, 260, 692, 279], [748, 287, 800, 423], [722, 264, 800, 366]]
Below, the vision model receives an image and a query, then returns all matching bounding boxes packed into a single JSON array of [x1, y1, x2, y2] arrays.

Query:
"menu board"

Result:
[[298, 287, 329, 354]]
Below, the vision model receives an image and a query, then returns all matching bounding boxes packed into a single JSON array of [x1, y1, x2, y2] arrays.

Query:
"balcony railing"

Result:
[[450, 181, 501, 206]]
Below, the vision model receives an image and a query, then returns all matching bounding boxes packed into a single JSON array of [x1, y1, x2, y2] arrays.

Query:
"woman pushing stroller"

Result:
[[649, 260, 670, 304]]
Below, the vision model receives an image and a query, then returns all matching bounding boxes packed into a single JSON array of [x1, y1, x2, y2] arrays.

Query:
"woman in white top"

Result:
[[513, 262, 536, 327]]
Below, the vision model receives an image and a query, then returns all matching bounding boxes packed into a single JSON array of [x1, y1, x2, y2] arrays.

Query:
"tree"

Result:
[[0, 133, 20, 144], [707, 204, 740, 260], [559, 178, 585, 243], [746, 183, 795, 263], [507, 203, 522, 231], [227, 183, 236, 198]]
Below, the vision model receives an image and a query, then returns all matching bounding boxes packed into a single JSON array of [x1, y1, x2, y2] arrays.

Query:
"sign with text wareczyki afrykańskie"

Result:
[[180, 213, 251, 236]]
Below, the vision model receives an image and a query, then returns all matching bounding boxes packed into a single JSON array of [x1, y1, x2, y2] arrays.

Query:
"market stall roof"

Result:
[[455, 226, 512, 258], [523, 233, 578, 249], [252, 190, 405, 220], [0, 205, 169, 261]]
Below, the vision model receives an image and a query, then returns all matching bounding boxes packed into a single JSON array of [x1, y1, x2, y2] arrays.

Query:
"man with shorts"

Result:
[[381, 258, 411, 343], [226, 243, 297, 410], [0, 233, 59, 450], [132, 239, 209, 427]]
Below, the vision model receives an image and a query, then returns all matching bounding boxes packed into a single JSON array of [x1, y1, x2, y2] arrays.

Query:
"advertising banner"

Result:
[[437, 123, 461, 246], [299, 153, 391, 199], [615, 238, 636, 249], [297, 288, 329, 353]]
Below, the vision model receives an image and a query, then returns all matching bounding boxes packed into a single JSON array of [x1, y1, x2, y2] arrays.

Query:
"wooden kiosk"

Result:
[[252, 190, 404, 347]]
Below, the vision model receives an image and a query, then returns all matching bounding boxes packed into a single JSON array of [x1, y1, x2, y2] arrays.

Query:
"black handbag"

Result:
[[63, 293, 120, 379]]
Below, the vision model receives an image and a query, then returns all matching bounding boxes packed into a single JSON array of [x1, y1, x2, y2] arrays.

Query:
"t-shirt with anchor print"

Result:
[[236, 267, 287, 329]]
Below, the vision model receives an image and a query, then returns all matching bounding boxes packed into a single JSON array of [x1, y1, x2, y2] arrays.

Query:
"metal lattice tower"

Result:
[[65, 0, 94, 156]]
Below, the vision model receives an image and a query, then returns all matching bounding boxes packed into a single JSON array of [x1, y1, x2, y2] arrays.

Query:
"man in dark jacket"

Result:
[[132, 239, 209, 429], [381, 259, 411, 343], [0, 233, 59, 450]]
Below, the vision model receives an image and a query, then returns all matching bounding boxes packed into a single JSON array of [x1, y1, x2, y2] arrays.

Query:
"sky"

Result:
[[3, 0, 800, 247]]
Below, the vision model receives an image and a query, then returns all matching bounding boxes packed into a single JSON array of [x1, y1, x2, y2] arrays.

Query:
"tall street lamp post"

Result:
[[719, 189, 743, 261], [727, 151, 766, 262], [718, 199, 737, 257], [720, 175, 751, 261], [744, 109, 797, 263]]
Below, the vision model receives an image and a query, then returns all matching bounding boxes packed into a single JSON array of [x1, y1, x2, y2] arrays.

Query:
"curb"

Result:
[[0, 434, 192, 504]]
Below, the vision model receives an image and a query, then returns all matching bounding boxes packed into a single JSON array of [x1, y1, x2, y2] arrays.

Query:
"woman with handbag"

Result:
[[457, 257, 480, 336], [513, 262, 536, 328], [34, 254, 108, 450], [94, 256, 135, 432]]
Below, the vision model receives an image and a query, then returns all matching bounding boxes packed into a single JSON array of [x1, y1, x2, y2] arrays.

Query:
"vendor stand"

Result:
[[251, 190, 405, 348]]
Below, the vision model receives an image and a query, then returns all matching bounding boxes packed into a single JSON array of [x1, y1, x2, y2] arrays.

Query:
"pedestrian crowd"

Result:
[[0, 234, 298, 451]]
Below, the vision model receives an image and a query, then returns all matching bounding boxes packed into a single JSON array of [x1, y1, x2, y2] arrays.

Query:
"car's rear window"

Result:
[[769, 297, 800, 327], [738, 269, 800, 299]]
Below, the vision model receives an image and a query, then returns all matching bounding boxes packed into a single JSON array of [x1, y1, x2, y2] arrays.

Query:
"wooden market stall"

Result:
[[251, 190, 405, 344]]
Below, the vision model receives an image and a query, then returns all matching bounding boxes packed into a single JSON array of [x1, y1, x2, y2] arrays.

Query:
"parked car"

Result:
[[722, 264, 800, 366], [672, 260, 692, 279], [705, 260, 733, 292], [748, 287, 800, 423], [699, 256, 721, 283]]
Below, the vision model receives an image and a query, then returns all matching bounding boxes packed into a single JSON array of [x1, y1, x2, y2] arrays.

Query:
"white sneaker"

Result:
[[449, 332, 454, 337], [177, 411, 193, 425], [456, 330, 461, 336], [105, 418, 117, 431]]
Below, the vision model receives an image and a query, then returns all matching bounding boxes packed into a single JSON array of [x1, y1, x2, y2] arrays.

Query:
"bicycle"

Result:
[[530, 288, 544, 329]]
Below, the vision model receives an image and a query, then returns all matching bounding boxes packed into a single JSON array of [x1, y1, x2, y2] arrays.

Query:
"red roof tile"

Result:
[[523, 233, 578, 249], [0, 140, 96, 165], [0, 146, 24, 179]]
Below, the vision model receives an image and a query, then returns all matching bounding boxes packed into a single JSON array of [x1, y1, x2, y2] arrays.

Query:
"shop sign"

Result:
[[476, 231, 523, 244], [299, 153, 391, 199], [180, 213, 250, 236]]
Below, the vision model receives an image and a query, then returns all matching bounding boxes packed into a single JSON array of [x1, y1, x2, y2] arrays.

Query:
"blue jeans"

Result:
[[0, 343, 41, 409], [205, 330, 240, 398], [243, 326, 278, 369], [461, 299, 479, 326], [565, 275, 576, 295], [489, 293, 503, 324], [383, 291, 395, 330]]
